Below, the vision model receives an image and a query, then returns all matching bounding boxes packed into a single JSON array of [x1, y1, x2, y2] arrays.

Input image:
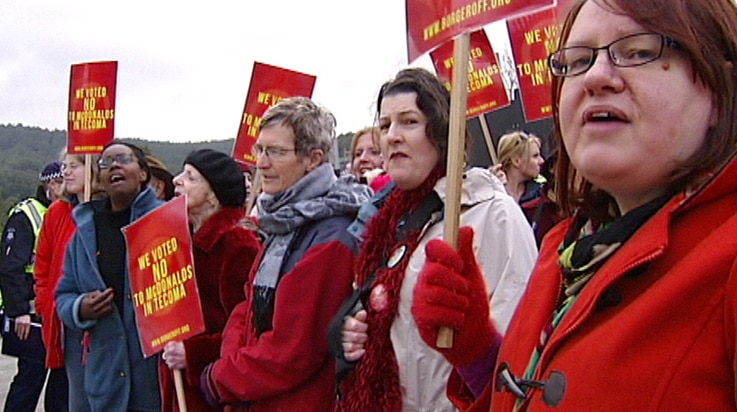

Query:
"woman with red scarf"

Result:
[[333, 68, 538, 411]]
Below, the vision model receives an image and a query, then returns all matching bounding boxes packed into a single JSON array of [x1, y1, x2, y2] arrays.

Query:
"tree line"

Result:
[[0, 124, 355, 227]]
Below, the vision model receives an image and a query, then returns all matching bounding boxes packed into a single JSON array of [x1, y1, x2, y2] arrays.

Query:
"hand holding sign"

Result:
[[163, 341, 186, 370], [413, 227, 499, 366], [123, 196, 203, 412]]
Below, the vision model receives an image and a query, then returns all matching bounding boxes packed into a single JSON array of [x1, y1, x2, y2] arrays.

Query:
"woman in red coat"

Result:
[[35, 152, 100, 410], [400, 0, 737, 410], [160, 149, 260, 411]]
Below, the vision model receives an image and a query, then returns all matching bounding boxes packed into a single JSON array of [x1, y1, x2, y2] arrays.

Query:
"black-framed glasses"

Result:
[[251, 144, 296, 159], [98, 154, 136, 169], [548, 33, 679, 77]]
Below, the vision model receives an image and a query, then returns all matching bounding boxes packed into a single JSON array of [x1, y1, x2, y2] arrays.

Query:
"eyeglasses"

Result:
[[548, 33, 679, 77], [251, 144, 296, 159], [98, 154, 136, 169]]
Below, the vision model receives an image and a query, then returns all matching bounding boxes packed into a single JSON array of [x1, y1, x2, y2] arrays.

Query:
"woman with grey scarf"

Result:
[[199, 96, 372, 412]]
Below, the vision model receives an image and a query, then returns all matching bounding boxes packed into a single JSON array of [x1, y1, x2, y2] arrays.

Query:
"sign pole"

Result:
[[437, 32, 471, 349], [478, 115, 498, 165], [173, 369, 188, 412], [83, 154, 92, 202]]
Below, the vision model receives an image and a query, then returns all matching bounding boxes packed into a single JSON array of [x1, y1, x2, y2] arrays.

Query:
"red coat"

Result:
[[159, 206, 260, 412], [463, 156, 737, 411], [209, 217, 355, 412], [35, 200, 77, 369]]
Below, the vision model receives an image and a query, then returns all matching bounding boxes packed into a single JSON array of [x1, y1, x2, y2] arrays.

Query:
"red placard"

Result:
[[67, 61, 118, 154], [232, 62, 317, 166], [406, 0, 555, 62], [431, 29, 510, 118], [508, 7, 562, 122], [122, 196, 205, 358]]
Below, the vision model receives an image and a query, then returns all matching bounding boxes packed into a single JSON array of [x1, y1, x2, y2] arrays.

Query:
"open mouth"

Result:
[[583, 108, 628, 124], [110, 174, 125, 184]]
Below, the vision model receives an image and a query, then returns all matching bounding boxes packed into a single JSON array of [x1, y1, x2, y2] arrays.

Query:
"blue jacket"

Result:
[[56, 187, 163, 412]]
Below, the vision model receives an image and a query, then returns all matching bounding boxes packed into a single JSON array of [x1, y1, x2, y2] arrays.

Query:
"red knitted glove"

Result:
[[411, 226, 499, 366]]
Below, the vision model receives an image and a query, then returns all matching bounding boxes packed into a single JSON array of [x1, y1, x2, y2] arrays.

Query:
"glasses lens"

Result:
[[98, 154, 134, 169], [610, 34, 663, 67], [267, 147, 287, 158], [116, 154, 134, 165], [251, 144, 263, 157], [550, 47, 593, 77]]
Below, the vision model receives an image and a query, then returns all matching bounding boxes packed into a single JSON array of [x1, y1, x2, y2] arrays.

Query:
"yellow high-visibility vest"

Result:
[[5, 198, 48, 310]]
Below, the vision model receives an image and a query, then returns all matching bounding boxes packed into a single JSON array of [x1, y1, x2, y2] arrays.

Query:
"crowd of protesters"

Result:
[[1, 0, 737, 411]]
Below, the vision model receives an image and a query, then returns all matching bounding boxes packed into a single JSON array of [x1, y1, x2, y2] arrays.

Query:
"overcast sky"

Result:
[[0, 1, 511, 144]]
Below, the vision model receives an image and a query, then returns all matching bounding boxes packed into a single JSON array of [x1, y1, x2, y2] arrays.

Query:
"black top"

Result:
[[93, 200, 131, 314]]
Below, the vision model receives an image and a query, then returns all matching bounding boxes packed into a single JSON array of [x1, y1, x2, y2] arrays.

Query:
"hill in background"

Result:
[[0, 124, 354, 226]]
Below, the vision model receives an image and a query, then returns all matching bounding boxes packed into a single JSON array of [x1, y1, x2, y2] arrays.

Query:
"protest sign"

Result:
[[122, 195, 205, 358], [231, 62, 316, 166], [406, 0, 555, 62], [431, 28, 510, 118], [507, 7, 561, 121], [67, 61, 117, 154]]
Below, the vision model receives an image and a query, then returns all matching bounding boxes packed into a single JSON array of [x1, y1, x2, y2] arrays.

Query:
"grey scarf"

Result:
[[252, 163, 372, 332]]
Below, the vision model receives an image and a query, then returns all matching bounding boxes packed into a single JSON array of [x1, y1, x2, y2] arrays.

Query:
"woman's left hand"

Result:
[[162, 341, 186, 370]]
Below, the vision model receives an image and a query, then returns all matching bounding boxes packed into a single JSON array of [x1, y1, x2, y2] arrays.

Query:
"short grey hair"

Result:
[[260, 96, 335, 162]]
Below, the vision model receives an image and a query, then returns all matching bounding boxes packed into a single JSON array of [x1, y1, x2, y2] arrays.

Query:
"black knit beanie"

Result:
[[183, 149, 246, 207]]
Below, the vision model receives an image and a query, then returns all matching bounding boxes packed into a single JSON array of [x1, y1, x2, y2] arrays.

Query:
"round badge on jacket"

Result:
[[387, 245, 407, 268]]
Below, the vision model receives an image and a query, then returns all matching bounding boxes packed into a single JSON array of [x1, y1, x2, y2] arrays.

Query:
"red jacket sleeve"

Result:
[[183, 228, 260, 385], [210, 239, 354, 402], [34, 203, 60, 322]]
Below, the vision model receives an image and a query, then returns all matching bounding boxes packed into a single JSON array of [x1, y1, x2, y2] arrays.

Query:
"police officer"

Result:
[[0, 161, 64, 412]]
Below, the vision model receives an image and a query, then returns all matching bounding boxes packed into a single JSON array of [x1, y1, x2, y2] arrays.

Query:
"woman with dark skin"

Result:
[[56, 141, 163, 412]]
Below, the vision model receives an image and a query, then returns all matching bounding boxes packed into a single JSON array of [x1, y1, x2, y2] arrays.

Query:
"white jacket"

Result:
[[391, 167, 538, 411]]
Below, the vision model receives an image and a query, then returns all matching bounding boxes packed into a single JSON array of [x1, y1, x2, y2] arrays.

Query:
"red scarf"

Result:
[[340, 167, 444, 412]]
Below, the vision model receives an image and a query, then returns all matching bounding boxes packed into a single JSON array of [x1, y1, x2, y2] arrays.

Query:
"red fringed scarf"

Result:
[[340, 167, 444, 412]]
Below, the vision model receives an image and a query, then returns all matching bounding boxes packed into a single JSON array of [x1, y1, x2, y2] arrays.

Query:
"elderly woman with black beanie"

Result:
[[159, 149, 261, 412]]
